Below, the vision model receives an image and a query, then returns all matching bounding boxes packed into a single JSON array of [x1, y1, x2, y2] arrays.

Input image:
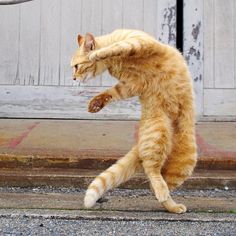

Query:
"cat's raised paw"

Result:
[[88, 94, 112, 113], [89, 52, 99, 62]]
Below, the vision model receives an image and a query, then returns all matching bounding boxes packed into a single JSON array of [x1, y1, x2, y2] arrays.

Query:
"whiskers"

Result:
[[72, 79, 84, 95]]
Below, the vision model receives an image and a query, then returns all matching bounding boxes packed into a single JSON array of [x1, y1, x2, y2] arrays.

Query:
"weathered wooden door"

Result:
[[0, 0, 176, 120], [203, 0, 236, 121], [184, 0, 236, 121]]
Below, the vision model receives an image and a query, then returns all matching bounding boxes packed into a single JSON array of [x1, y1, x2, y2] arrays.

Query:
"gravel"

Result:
[[0, 186, 235, 198], [0, 187, 235, 235], [0, 217, 235, 236]]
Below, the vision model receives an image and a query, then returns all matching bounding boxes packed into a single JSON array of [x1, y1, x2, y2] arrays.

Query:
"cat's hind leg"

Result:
[[84, 145, 141, 208], [160, 137, 197, 214], [160, 120, 197, 213], [139, 116, 186, 213]]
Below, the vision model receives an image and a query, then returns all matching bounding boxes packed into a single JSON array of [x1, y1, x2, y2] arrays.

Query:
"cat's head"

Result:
[[71, 33, 97, 82]]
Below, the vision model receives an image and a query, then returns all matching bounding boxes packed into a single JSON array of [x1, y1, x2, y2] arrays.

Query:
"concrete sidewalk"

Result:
[[0, 119, 235, 188], [0, 119, 235, 169], [0, 188, 235, 213]]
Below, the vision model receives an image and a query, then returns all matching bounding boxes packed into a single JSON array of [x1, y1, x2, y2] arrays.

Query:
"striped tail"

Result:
[[84, 145, 140, 208]]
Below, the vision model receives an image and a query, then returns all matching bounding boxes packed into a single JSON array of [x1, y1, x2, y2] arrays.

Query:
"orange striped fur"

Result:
[[71, 29, 197, 213]]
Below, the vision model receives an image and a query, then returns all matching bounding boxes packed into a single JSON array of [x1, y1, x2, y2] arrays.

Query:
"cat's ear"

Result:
[[77, 34, 84, 46], [84, 33, 95, 51]]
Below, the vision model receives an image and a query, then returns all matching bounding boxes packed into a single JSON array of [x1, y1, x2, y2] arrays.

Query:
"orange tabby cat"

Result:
[[71, 29, 197, 214]]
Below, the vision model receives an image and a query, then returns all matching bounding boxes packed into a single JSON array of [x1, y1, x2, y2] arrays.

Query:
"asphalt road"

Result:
[[0, 216, 235, 236], [0, 187, 235, 236]]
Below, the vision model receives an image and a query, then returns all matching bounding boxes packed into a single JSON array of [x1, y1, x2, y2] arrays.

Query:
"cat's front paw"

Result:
[[88, 93, 112, 113], [89, 49, 107, 62], [89, 52, 100, 62]]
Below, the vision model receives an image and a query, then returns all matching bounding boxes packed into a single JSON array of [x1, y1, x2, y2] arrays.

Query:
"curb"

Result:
[[0, 168, 235, 189], [0, 210, 235, 222], [0, 152, 236, 170]]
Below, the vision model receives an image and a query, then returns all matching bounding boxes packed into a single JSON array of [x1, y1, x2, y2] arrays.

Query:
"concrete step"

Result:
[[0, 152, 235, 170], [0, 168, 235, 190]]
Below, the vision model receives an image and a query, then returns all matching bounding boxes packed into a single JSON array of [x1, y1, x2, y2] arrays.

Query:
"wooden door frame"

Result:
[[183, 0, 204, 121]]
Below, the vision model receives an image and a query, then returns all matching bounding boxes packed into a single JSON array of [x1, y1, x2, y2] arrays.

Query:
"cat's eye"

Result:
[[74, 64, 81, 72], [74, 63, 85, 70]]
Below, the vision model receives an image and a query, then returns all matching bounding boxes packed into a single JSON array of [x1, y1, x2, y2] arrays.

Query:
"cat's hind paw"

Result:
[[162, 201, 187, 214], [84, 193, 97, 208], [169, 203, 187, 214]]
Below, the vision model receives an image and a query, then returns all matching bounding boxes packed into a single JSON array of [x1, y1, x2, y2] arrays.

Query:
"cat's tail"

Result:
[[84, 145, 141, 208]]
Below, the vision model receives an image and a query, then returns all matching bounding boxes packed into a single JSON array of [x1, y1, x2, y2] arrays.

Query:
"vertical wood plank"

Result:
[[214, 0, 234, 88], [101, 0, 123, 87], [203, 0, 214, 88], [0, 5, 20, 85], [60, 0, 82, 86], [81, 0, 102, 86], [156, 0, 176, 46], [39, 0, 61, 86], [184, 0, 203, 120], [101, 71, 117, 87], [102, 0, 122, 34], [123, 0, 144, 29], [204, 89, 236, 116], [81, 0, 102, 35], [143, 0, 157, 37], [235, 0, 236, 88], [18, 0, 40, 85]]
